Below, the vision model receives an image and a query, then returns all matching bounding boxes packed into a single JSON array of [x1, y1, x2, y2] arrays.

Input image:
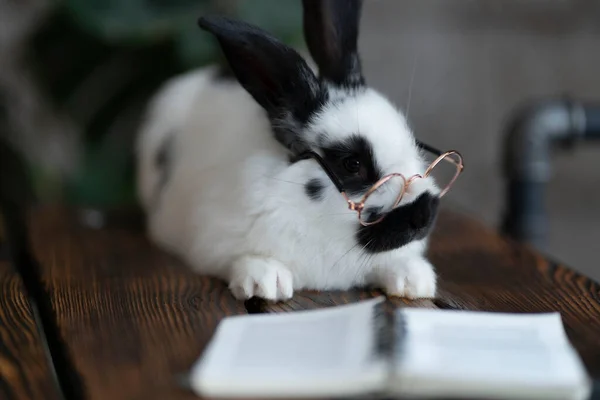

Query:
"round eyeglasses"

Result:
[[297, 140, 464, 226]]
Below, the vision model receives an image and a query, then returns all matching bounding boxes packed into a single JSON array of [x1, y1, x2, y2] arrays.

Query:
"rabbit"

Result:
[[135, 0, 442, 302]]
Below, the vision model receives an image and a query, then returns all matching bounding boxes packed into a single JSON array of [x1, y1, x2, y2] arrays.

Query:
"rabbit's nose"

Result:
[[409, 192, 439, 230]]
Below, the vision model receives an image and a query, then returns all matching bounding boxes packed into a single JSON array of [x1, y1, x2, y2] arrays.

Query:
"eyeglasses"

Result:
[[297, 140, 464, 226]]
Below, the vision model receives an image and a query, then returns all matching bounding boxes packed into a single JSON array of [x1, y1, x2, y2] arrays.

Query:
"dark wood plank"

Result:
[[257, 289, 437, 313], [0, 260, 59, 400], [28, 207, 247, 400], [428, 208, 600, 377]]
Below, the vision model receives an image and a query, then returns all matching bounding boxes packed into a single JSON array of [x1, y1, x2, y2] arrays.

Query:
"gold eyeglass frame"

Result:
[[297, 140, 464, 226]]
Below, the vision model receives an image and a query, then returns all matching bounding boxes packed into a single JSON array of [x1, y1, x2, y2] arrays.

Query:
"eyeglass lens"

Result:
[[360, 175, 406, 224], [424, 152, 462, 195]]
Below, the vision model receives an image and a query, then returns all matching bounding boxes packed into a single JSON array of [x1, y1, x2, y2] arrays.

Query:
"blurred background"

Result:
[[1, 0, 598, 281]]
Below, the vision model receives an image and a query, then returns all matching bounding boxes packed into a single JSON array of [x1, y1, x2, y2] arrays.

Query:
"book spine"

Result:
[[371, 300, 396, 362]]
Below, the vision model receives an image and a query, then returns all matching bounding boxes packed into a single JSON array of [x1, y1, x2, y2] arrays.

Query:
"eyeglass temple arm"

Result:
[[415, 139, 443, 156], [296, 151, 346, 193]]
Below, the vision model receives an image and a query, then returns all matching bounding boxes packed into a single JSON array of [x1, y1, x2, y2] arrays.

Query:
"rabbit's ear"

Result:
[[302, 0, 364, 88], [198, 16, 322, 127]]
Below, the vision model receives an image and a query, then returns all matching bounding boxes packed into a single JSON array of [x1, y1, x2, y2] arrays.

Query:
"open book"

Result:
[[188, 297, 592, 399]]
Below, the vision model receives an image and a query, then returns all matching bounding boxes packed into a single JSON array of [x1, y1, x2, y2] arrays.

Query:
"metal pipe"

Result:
[[501, 98, 600, 251]]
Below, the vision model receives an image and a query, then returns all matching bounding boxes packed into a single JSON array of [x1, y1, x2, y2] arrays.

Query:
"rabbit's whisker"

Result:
[[334, 230, 360, 245], [345, 239, 374, 283], [357, 250, 375, 283], [330, 241, 362, 271], [263, 176, 304, 186], [406, 53, 419, 120]]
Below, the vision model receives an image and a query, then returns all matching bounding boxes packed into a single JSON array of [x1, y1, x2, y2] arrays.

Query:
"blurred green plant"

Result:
[[23, 0, 304, 210]]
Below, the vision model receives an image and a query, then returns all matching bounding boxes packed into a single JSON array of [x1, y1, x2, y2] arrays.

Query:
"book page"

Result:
[[389, 308, 591, 400], [189, 297, 388, 398]]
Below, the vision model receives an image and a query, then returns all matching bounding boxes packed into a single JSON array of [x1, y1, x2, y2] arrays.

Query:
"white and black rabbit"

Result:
[[136, 0, 444, 301]]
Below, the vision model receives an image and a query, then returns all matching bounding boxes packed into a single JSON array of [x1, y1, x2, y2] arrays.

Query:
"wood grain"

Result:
[[0, 260, 59, 400], [27, 207, 247, 400]]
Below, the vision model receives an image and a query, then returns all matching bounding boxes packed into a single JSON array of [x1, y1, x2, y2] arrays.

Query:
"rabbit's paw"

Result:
[[229, 256, 294, 302], [375, 257, 437, 299]]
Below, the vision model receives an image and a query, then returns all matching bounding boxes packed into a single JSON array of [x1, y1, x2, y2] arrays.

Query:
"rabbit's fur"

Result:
[[136, 0, 440, 301]]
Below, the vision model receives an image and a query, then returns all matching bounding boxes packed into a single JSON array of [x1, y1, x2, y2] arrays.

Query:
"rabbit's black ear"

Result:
[[198, 16, 323, 127], [302, 0, 364, 88]]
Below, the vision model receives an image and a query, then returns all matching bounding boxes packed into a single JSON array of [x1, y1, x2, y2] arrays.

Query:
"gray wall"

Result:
[[358, 0, 600, 280]]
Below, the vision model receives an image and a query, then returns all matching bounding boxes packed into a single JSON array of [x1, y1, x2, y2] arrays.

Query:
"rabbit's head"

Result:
[[198, 0, 447, 254]]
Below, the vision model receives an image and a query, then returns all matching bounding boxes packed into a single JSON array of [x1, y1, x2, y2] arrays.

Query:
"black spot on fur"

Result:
[[155, 137, 169, 169], [356, 192, 439, 253], [320, 135, 382, 196], [155, 134, 175, 197], [305, 178, 325, 201]]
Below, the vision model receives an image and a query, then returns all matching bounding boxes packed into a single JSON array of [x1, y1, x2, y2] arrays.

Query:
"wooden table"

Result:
[[1, 205, 599, 400]]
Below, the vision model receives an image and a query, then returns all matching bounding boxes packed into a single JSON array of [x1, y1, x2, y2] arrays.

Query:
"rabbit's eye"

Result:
[[343, 157, 361, 174]]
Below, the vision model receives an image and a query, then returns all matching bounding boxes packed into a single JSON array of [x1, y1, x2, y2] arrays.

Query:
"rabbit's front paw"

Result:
[[376, 257, 437, 299], [229, 256, 294, 302]]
